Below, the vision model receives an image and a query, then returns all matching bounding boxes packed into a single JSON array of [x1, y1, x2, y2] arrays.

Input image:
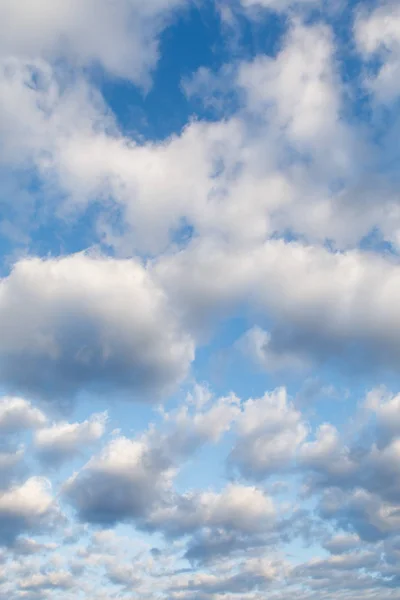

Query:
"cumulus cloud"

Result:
[[1, 3, 400, 599], [0, 396, 47, 434], [364, 387, 400, 446], [19, 570, 74, 591], [323, 533, 361, 555], [299, 423, 357, 481], [229, 388, 308, 479], [355, 1, 400, 103], [238, 20, 349, 163], [0, 19, 375, 259], [62, 389, 241, 527], [0, 18, 392, 268], [0, 0, 184, 85], [320, 487, 400, 542], [0, 477, 59, 545], [34, 412, 107, 465], [63, 435, 175, 525], [0, 253, 194, 402], [168, 556, 281, 597], [157, 238, 400, 375], [149, 483, 276, 537], [237, 326, 311, 373]]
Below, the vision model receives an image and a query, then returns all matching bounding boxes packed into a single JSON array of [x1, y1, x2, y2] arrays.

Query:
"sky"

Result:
[[2, 0, 400, 598]]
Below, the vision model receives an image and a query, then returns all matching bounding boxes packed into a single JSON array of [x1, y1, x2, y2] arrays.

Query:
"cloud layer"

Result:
[[1, 1, 400, 599]]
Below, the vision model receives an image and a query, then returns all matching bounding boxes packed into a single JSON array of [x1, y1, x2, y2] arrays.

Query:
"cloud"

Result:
[[1, 5, 400, 600], [228, 388, 308, 479], [364, 387, 400, 446], [355, 1, 400, 103], [0, 19, 387, 263], [240, 0, 318, 11], [19, 570, 74, 591], [168, 557, 281, 597], [0, 397, 47, 434], [0, 0, 184, 86], [0, 252, 194, 402], [320, 487, 400, 542], [159, 388, 241, 454], [62, 435, 175, 525], [157, 238, 400, 376], [62, 390, 241, 528], [299, 423, 357, 481], [148, 483, 276, 537], [0, 477, 59, 545], [10, 537, 58, 556], [34, 412, 107, 465], [237, 19, 356, 175], [237, 326, 311, 372], [323, 533, 361, 555]]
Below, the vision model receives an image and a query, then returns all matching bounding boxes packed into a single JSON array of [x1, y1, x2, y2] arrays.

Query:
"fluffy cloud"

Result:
[[149, 483, 276, 537], [157, 238, 400, 375], [0, 477, 59, 545], [355, 1, 400, 102], [34, 412, 107, 465], [62, 390, 241, 527], [320, 487, 400, 542], [299, 423, 357, 481], [0, 0, 184, 85], [0, 253, 194, 402], [19, 570, 74, 591], [323, 533, 361, 555], [0, 448, 25, 490], [238, 21, 350, 165], [62, 435, 175, 525], [237, 326, 311, 372], [364, 387, 400, 445], [0, 396, 47, 434], [229, 388, 307, 479], [1, 3, 400, 600], [168, 556, 281, 597], [1, 19, 393, 265]]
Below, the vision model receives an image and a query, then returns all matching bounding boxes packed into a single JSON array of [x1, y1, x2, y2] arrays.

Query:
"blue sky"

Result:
[[1, 0, 400, 599]]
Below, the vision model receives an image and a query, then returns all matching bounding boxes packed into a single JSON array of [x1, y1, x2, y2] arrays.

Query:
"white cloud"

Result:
[[229, 388, 308, 479], [19, 570, 74, 591], [299, 424, 357, 478], [0, 448, 25, 490], [34, 412, 107, 465], [0, 20, 391, 260], [355, 2, 400, 102], [63, 435, 176, 525], [156, 238, 400, 374], [149, 483, 276, 536], [365, 387, 400, 444], [237, 326, 311, 372], [161, 389, 241, 452], [0, 0, 184, 85], [0, 396, 47, 433], [0, 252, 194, 401], [323, 533, 361, 555], [62, 390, 242, 527], [237, 21, 353, 173], [0, 477, 59, 544]]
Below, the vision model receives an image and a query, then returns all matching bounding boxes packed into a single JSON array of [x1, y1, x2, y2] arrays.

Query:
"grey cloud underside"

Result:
[[2, 1, 400, 599], [0, 253, 194, 403]]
